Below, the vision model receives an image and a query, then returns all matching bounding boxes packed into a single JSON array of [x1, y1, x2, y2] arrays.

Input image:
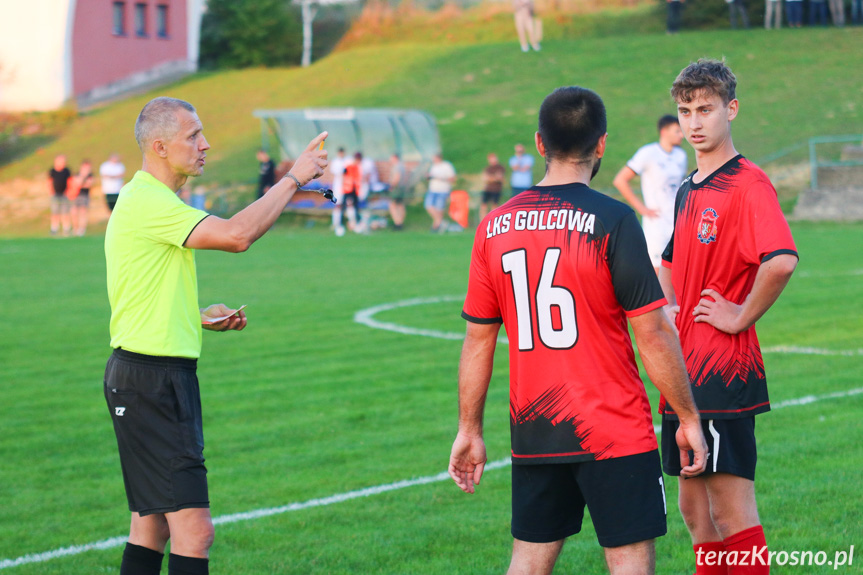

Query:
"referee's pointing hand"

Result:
[[287, 132, 329, 188]]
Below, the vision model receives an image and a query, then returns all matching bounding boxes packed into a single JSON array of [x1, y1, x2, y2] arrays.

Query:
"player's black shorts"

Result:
[[481, 190, 501, 204], [511, 450, 667, 547], [661, 416, 757, 481], [104, 349, 209, 516]]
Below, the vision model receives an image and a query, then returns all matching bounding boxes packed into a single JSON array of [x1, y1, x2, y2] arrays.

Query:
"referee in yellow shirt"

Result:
[[104, 97, 328, 575]]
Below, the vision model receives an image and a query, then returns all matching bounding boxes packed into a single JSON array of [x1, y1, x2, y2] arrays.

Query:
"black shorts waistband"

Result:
[[112, 348, 197, 370]]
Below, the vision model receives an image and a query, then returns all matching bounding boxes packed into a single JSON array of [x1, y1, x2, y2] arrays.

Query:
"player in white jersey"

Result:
[[613, 115, 687, 271]]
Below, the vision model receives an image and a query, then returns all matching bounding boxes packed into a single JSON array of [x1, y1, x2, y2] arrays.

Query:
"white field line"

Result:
[[3, 387, 862, 570], [2, 298, 861, 570], [0, 460, 514, 570], [354, 296, 863, 356]]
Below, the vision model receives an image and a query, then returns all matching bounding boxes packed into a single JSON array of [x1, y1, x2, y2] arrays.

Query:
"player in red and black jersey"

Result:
[[449, 86, 707, 575], [659, 59, 798, 575]]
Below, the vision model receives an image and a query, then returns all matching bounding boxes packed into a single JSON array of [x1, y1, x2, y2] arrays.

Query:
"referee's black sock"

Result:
[[168, 553, 209, 575], [120, 542, 164, 575]]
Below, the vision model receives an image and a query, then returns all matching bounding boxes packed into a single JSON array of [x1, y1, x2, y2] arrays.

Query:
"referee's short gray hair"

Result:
[[134, 97, 196, 152]]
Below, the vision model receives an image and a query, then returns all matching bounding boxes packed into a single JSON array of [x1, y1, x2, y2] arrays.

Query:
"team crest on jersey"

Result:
[[697, 208, 718, 244]]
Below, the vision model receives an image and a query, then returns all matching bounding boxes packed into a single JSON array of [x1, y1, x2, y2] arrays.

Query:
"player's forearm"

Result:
[[457, 324, 498, 436], [632, 312, 700, 423], [613, 176, 646, 213], [735, 254, 798, 332], [658, 265, 676, 308]]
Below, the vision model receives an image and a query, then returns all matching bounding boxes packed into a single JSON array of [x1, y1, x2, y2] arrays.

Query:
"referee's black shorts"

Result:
[[104, 349, 209, 516]]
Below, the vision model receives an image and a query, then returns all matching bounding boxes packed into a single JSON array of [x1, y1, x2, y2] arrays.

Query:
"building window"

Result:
[[135, 3, 148, 37], [112, 1, 126, 35], [156, 4, 169, 38]]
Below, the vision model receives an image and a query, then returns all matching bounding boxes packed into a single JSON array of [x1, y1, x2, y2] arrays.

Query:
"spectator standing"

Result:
[[764, 0, 782, 28], [810, 0, 829, 25], [613, 115, 688, 272], [104, 97, 327, 575], [387, 153, 408, 230], [450, 86, 707, 575], [513, 0, 540, 52], [72, 159, 95, 236], [335, 153, 362, 235], [329, 148, 348, 233], [509, 143, 535, 197], [256, 150, 276, 199], [100, 153, 126, 211], [425, 153, 456, 232], [853, 0, 862, 24], [479, 152, 506, 221], [662, 59, 798, 575], [786, 0, 803, 25], [48, 154, 72, 236], [827, 0, 845, 25], [727, 0, 750, 28], [667, 0, 684, 34], [358, 153, 378, 233]]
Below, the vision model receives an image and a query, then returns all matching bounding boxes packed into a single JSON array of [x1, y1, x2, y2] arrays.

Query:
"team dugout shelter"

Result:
[[253, 107, 441, 212]]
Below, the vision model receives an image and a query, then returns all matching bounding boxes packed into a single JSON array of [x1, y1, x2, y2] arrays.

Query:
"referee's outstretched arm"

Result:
[[185, 132, 328, 253]]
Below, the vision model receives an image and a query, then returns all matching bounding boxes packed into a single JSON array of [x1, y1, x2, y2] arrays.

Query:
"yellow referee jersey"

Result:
[[105, 171, 209, 358]]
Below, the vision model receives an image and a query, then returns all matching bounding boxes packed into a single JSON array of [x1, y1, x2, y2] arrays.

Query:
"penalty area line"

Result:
[[3, 387, 862, 570]]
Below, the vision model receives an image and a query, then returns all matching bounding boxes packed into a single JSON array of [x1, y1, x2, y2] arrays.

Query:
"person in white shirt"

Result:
[[425, 153, 456, 232], [100, 153, 126, 211], [613, 115, 688, 271]]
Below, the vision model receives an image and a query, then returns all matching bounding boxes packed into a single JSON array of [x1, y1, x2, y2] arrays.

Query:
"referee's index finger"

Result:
[[306, 131, 328, 152]]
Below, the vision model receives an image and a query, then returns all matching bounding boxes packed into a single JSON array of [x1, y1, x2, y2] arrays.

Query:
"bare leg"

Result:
[[507, 538, 565, 575], [604, 539, 655, 575], [704, 473, 760, 539], [164, 507, 215, 559], [514, 11, 529, 51], [427, 207, 444, 230], [128, 512, 170, 553], [678, 476, 722, 544]]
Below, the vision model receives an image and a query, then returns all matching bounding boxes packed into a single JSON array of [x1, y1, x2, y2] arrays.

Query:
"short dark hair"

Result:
[[671, 58, 737, 105], [538, 87, 607, 163], [657, 114, 679, 132]]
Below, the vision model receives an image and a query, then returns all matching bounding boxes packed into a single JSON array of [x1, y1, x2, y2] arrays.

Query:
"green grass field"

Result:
[[2, 5, 862, 572], [0, 219, 860, 574]]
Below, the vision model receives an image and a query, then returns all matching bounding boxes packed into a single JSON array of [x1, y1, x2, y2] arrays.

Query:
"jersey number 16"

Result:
[[502, 247, 578, 351]]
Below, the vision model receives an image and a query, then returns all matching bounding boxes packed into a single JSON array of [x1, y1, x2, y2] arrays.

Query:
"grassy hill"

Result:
[[1, 12, 861, 218]]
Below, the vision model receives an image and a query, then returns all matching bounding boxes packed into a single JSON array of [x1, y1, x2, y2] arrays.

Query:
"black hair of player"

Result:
[[657, 115, 679, 132], [538, 87, 607, 164]]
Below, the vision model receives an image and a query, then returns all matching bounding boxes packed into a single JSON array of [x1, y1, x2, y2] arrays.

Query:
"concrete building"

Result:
[[0, 0, 205, 111]]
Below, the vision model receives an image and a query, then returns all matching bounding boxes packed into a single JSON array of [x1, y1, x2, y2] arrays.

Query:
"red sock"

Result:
[[723, 525, 769, 574], [694, 541, 727, 575]]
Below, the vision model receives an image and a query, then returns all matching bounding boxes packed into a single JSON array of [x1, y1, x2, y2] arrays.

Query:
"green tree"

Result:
[[200, 0, 303, 69]]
